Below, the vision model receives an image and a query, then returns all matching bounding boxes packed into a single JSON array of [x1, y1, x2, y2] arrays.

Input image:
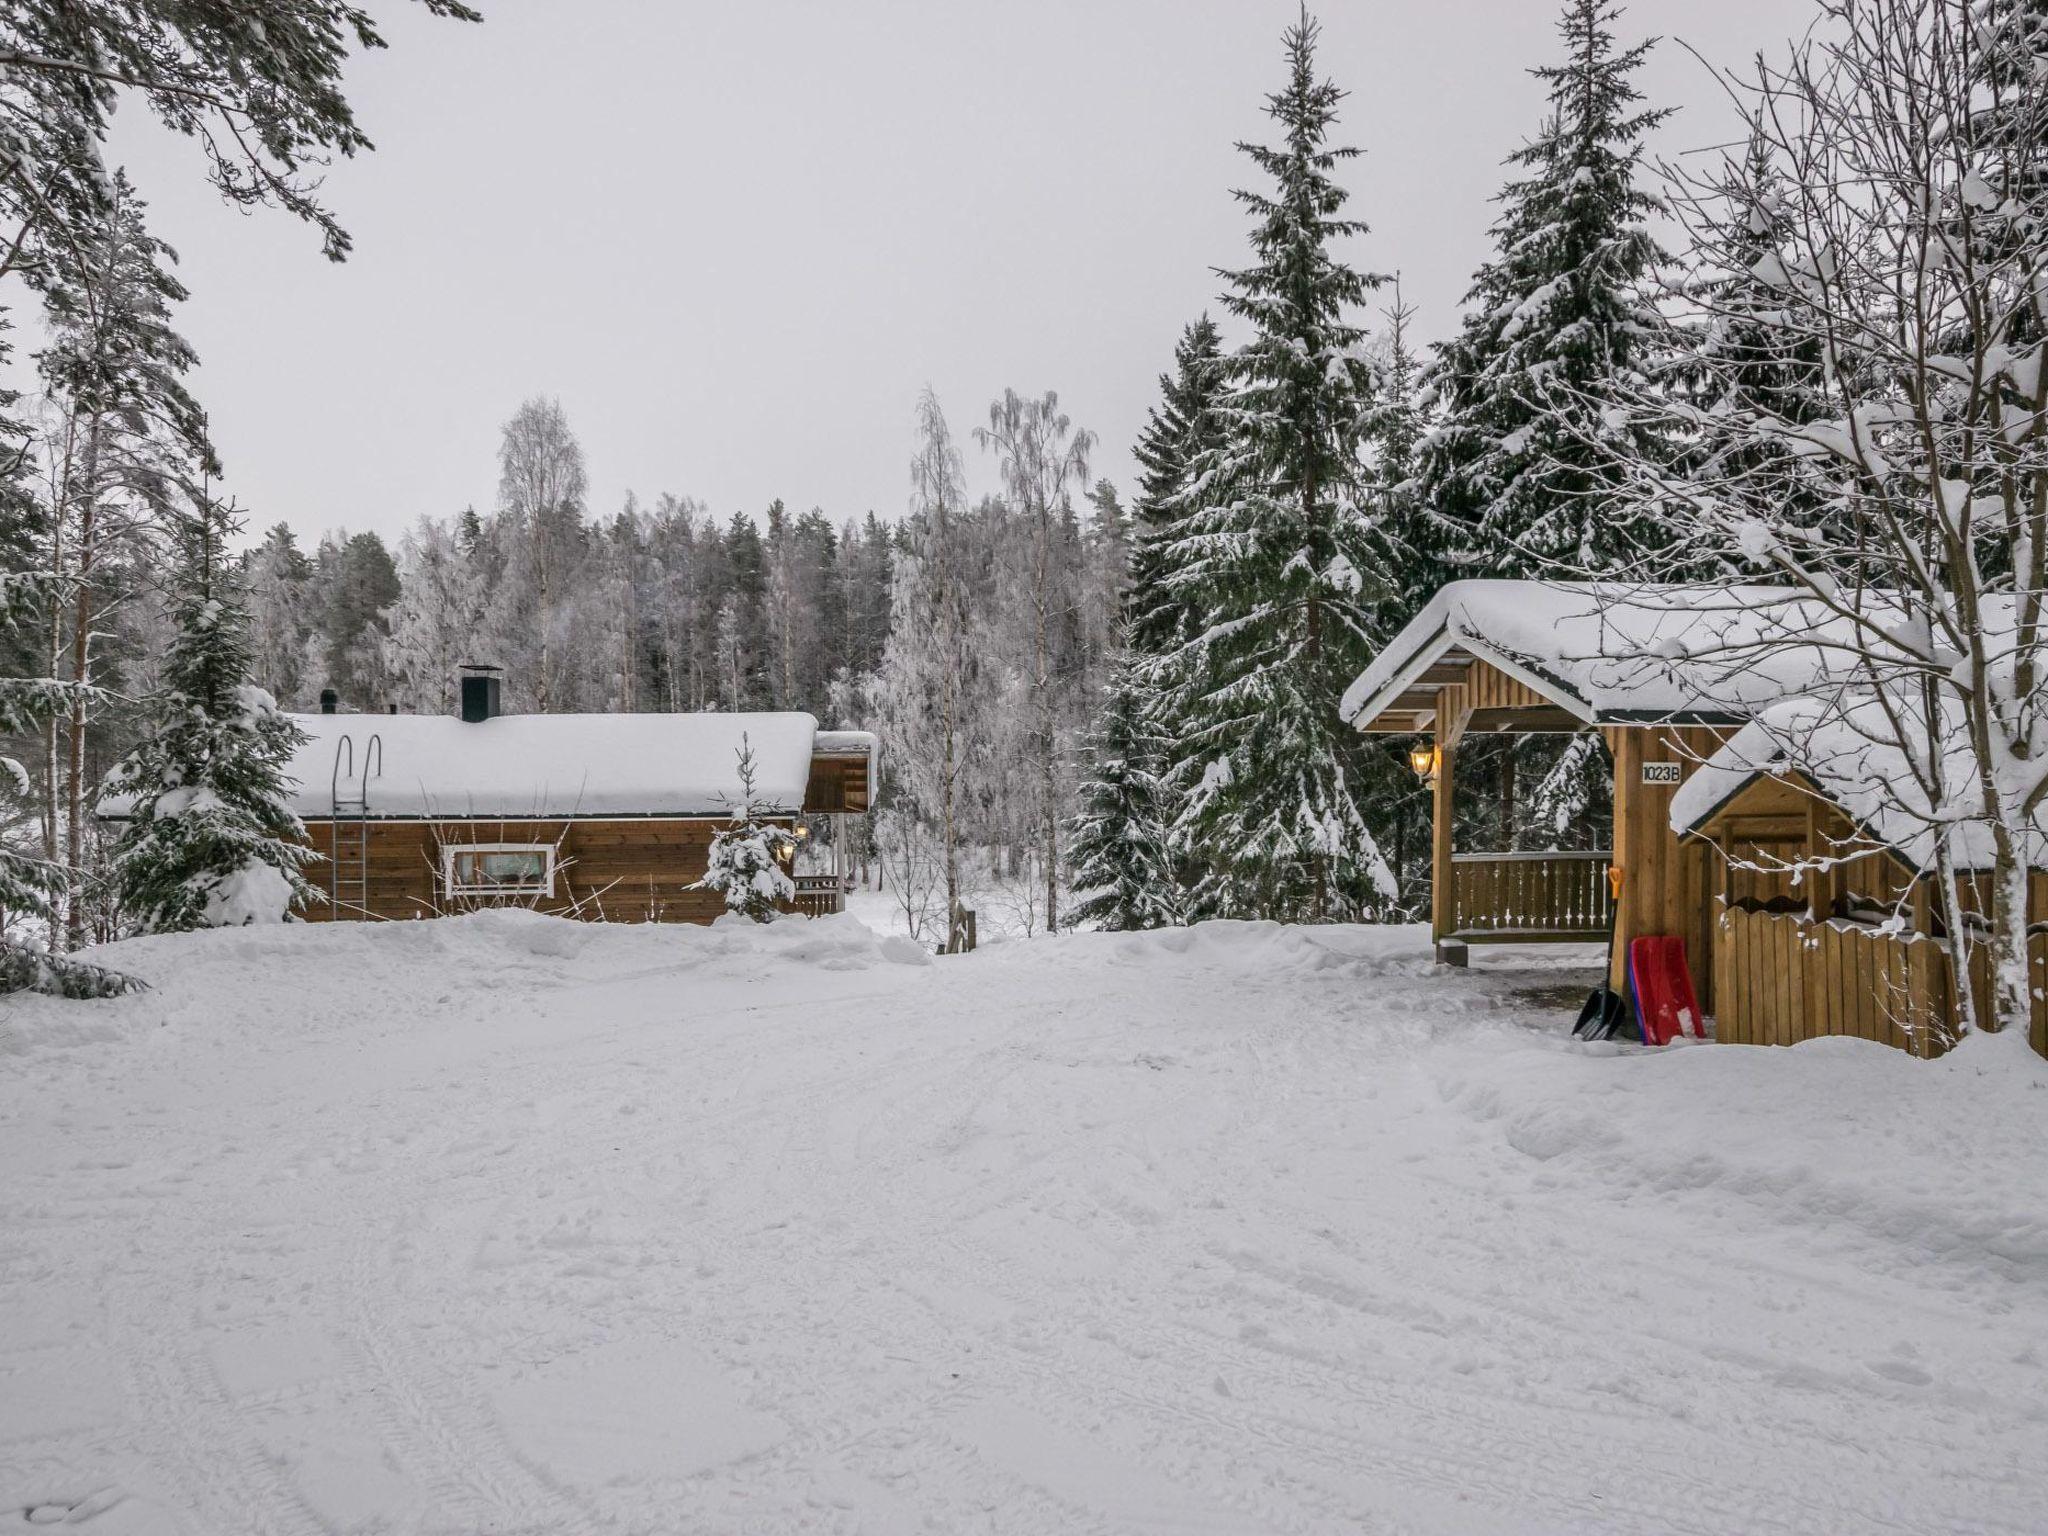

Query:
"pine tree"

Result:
[[1362, 277, 1436, 629], [1067, 655, 1181, 931], [1128, 316, 1227, 659], [107, 493, 316, 932], [304, 530, 400, 709], [1670, 132, 1834, 575], [1419, 0, 1674, 577], [693, 734, 796, 921], [1159, 8, 1397, 923]]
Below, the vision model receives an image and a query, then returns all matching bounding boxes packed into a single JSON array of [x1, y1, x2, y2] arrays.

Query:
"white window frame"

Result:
[[441, 842, 558, 899]]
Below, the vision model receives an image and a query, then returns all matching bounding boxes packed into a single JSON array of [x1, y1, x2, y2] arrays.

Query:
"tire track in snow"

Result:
[[118, 1327, 330, 1536]]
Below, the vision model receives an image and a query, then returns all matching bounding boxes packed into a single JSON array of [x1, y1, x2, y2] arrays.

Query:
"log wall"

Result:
[[301, 818, 739, 924]]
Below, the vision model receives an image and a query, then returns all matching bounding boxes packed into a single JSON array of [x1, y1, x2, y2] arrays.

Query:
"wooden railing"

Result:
[[791, 874, 845, 919], [1448, 851, 1612, 942], [1714, 900, 2048, 1059]]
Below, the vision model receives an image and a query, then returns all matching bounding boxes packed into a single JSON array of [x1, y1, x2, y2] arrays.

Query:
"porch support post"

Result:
[[1431, 686, 1472, 966], [1609, 726, 1638, 992]]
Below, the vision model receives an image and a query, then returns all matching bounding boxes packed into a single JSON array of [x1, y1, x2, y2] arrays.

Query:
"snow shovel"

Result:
[[1572, 866, 1628, 1040]]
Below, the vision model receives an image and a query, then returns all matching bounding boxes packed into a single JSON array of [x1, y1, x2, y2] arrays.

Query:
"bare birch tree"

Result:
[[976, 389, 1095, 933], [495, 398, 588, 714], [877, 389, 974, 949]]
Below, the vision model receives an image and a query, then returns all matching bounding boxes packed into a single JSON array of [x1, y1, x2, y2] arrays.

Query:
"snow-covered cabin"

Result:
[[227, 669, 872, 923], [1342, 582, 1852, 1019], [1344, 580, 2048, 1057]]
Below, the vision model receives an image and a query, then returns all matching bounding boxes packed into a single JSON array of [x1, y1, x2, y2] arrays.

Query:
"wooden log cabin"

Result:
[[1342, 581, 2048, 1058], [271, 667, 874, 924]]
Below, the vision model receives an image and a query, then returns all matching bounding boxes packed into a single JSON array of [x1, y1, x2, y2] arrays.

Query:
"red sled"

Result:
[[1627, 936, 1706, 1046]]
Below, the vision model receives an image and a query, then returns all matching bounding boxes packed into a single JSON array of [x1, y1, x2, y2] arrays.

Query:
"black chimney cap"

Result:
[[459, 667, 502, 724]]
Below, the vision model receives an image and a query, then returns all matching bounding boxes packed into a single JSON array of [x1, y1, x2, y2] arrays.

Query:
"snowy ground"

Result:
[[3, 914, 2045, 1535]]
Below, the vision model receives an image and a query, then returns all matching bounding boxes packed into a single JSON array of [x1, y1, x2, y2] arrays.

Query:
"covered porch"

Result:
[[1343, 583, 1770, 1004]]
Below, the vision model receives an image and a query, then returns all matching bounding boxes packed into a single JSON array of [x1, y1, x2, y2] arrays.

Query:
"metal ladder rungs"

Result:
[[327, 731, 382, 919]]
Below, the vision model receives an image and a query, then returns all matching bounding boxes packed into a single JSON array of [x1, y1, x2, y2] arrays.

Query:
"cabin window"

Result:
[[442, 843, 556, 898]]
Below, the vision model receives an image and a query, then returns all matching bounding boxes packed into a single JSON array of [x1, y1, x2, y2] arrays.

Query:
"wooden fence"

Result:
[[1449, 851, 1612, 942], [791, 874, 845, 919], [1713, 901, 2048, 1058]]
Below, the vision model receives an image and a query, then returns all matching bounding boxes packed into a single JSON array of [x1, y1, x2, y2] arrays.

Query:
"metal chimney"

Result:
[[459, 663, 503, 724]]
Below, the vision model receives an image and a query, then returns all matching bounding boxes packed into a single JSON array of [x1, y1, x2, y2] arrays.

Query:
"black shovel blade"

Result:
[[1573, 988, 1627, 1039]]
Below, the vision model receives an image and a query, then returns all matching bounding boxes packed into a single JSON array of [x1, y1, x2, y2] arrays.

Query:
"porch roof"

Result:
[[1341, 580, 1854, 734]]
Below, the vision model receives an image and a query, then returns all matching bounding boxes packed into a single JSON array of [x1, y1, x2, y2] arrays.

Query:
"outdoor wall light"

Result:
[[1409, 744, 1438, 784]]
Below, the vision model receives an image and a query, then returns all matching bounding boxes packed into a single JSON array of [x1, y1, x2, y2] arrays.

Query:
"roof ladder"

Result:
[[328, 733, 382, 919]]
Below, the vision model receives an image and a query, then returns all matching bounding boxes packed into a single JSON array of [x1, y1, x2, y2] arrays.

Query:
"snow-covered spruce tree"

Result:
[[1128, 317, 1228, 662], [1353, 281, 1439, 905], [693, 735, 797, 921], [1661, 132, 1836, 575], [1159, 8, 1397, 923], [1363, 280, 1432, 628], [107, 491, 316, 932], [1067, 653, 1181, 931], [1418, 0, 1676, 579]]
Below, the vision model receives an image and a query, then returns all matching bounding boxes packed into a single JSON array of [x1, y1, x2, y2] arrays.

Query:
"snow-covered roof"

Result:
[[111, 711, 830, 822], [1342, 580, 1870, 729], [813, 729, 878, 759], [1670, 694, 2048, 874]]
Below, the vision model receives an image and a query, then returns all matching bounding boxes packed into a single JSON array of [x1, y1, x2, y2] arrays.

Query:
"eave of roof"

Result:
[[1341, 622, 1599, 731], [1343, 580, 1809, 734]]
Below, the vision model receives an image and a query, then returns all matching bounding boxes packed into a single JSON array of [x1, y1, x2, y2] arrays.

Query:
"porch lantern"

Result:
[[1408, 743, 1439, 784]]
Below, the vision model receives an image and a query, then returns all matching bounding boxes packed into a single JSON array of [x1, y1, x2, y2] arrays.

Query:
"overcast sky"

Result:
[[104, 0, 1807, 550]]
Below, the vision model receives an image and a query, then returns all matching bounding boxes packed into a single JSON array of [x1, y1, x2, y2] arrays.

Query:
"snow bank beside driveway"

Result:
[[2, 915, 2044, 1534]]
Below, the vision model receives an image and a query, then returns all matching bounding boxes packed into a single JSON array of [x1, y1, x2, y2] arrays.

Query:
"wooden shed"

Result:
[[1672, 713, 2048, 1059], [265, 690, 875, 924], [1340, 581, 1854, 1011]]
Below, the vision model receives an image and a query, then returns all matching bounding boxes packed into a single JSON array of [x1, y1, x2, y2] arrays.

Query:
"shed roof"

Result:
[[1670, 695, 2048, 874], [1341, 580, 1866, 732]]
